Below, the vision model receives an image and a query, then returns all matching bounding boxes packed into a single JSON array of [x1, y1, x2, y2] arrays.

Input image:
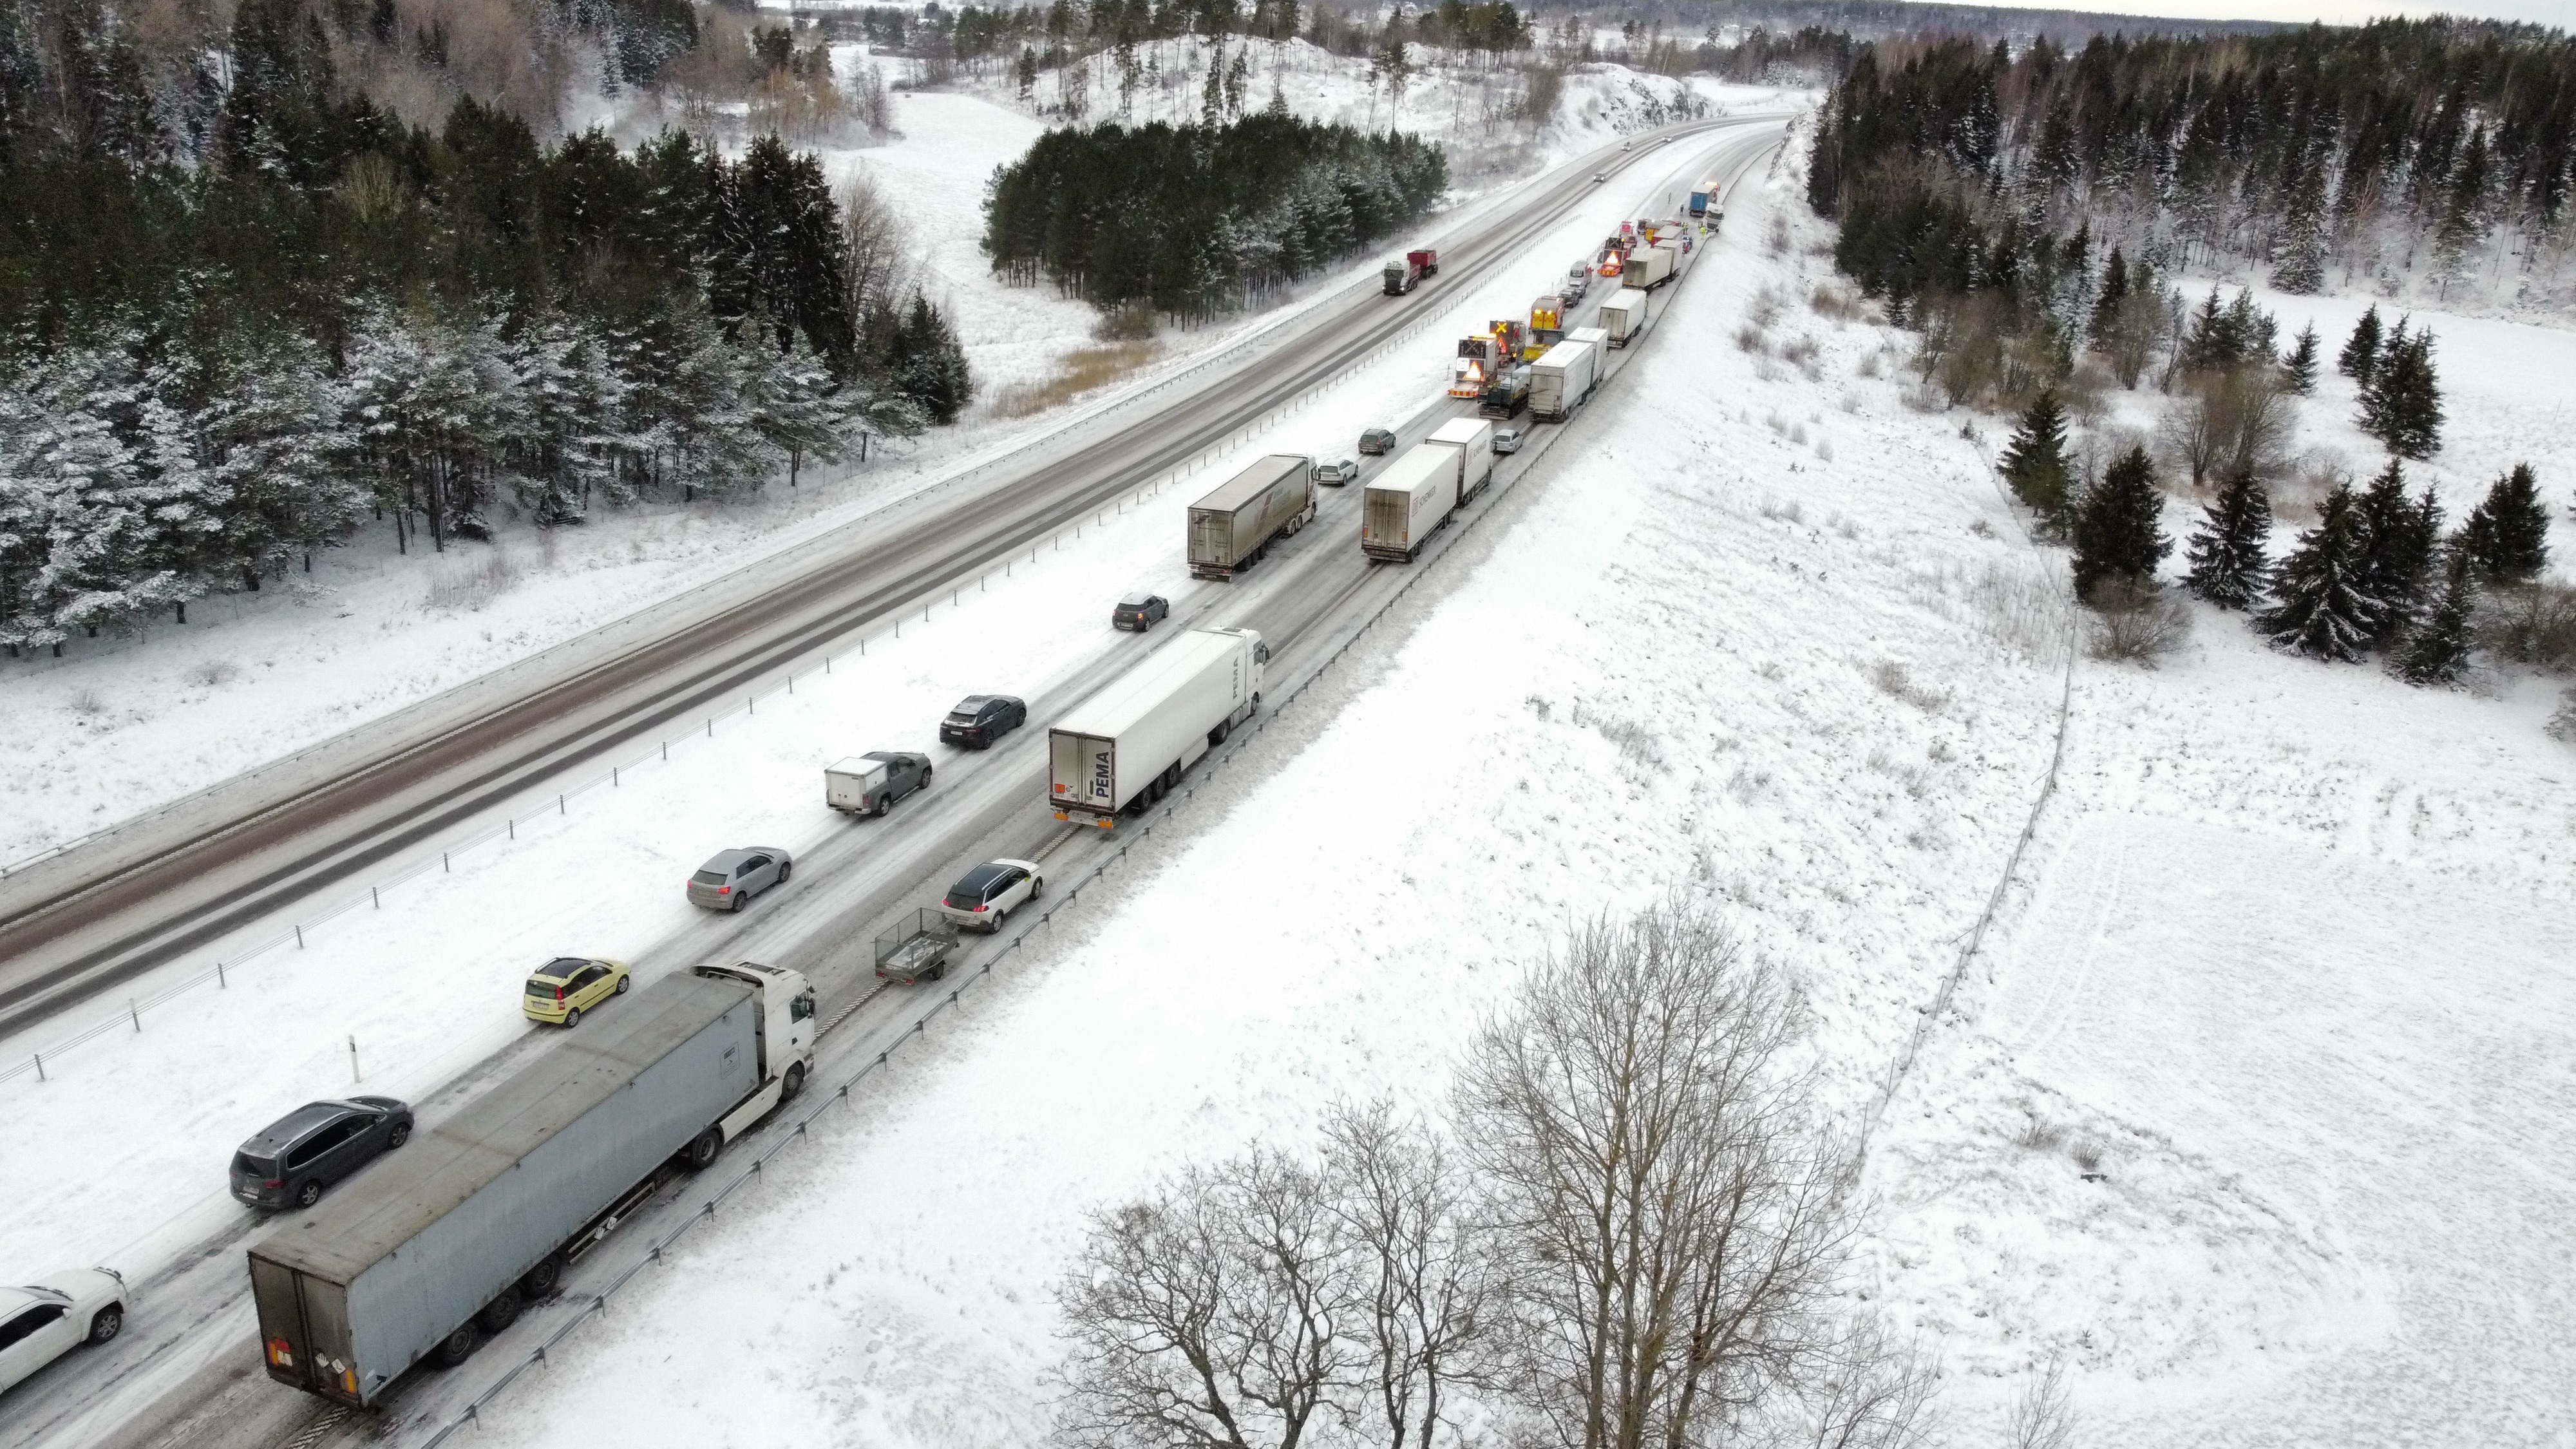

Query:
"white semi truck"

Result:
[[1625, 243, 1675, 289], [1602, 289, 1651, 347], [1050, 627, 1267, 826], [1530, 339, 1598, 422], [1361, 442, 1461, 562], [249, 963, 815, 1405], [1425, 417, 1497, 504]]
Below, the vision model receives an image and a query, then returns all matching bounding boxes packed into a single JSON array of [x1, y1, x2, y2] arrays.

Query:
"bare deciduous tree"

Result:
[[1322, 1101, 1491, 1449], [2005, 1354, 2076, 1449], [1454, 905, 1852, 1449], [1796, 1318, 1943, 1449], [838, 171, 913, 317], [1056, 1150, 1358, 1449], [2158, 365, 2291, 489]]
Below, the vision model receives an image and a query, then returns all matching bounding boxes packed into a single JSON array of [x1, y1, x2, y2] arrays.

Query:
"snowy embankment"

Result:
[[1859, 294, 2576, 1429], [447, 162, 2082, 1446], [0, 125, 1774, 1299]]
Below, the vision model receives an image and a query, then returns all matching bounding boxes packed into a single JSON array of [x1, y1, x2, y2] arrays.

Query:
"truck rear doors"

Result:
[[251, 1256, 366, 1404], [1052, 730, 1119, 817]]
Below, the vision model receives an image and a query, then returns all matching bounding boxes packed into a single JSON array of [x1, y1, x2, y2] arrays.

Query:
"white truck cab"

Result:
[[693, 961, 817, 1142]]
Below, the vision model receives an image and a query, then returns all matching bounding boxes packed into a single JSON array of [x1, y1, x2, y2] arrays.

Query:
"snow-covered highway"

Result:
[[0, 124, 1788, 1449]]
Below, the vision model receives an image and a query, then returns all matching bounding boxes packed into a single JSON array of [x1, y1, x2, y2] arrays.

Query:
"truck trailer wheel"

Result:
[[681, 1127, 723, 1171], [428, 1322, 482, 1368], [477, 1287, 524, 1334], [519, 1256, 564, 1299]]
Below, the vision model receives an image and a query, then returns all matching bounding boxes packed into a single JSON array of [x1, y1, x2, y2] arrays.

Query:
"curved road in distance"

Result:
[[0, 113, 1787, 1043]]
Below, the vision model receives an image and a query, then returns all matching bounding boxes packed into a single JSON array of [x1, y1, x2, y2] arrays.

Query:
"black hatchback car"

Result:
[[1112, 593, 1170, 632], [231, 1097, 414, 1210], [940, 694, 1027, 748]]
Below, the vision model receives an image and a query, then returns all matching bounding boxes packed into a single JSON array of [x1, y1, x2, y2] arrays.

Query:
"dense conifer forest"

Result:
[[1810, 18, 2576, 326], [0, 0, 964, 656], [983, 113, 1446, 318]]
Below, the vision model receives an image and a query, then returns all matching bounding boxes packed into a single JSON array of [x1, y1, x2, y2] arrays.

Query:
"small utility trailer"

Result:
[[875, 909, 961, 983]]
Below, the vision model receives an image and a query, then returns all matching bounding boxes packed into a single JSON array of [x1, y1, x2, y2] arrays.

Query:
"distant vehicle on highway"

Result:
[[232, 1098, 414, 1210], [1358, 426, 1397, 456], [1591, 171, 1608, 183], [826, 752, 931, 815], [0, 1269, 124, 1394], [1493, 428, 1524, 455], [1312, 456, 1359, 486], [940, 859, 1045, 931], [1620, 140, 1633, 151], [940, 694, 1027, 748], [523, 957, 630, 1027], [1113, 592, 1170, 631], [687, 847, 792, 911]]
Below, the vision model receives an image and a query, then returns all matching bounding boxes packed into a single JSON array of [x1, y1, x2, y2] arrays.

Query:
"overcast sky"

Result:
[[1926, 0, 2574, 28]]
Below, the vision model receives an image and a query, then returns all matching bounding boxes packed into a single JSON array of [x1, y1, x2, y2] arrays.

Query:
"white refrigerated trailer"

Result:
[[1050, 627, 1267, 826], [1425, 417, 1497, 504], [1360, 443, 1461, 562], [1530, 340, 1598, 422]]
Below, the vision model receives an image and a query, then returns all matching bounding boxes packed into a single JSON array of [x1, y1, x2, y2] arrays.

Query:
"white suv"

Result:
[[0, 1269, 124, 1395], [939, 859, 1045, 932]]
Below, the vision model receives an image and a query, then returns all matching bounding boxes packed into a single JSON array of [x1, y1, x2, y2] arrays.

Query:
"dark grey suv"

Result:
[[232, 1097, 414, 1210], [940, 695, 1027, 748]]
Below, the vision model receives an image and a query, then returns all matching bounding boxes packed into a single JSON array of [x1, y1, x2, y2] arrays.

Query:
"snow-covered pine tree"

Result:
[[2280, 323, 2320, 395], [2070, 444, 2172, 600], [2257, 482, 2383, 662], [2392, 545, 2477, 687], [1998, 388, 2073, 530], [2269, 166, 2329, 294], [2087, 245, 2128, 348], [0, 345, 173, 654], [2337, 304, 2383, 384], [2354, 459, 2439, 647], [2363, 328, 2443, 460], [2461, 462, 2550, 583], [2181, 288, 2231, 373], [510, 318, 623, 525], [185, 337, 359, 588], [2184, 466, 2274, 609]]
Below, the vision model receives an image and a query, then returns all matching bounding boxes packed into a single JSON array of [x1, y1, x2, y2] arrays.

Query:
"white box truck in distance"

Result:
[[249, 963, 815, 1405], [1602, 289, 1651, 347], [1050, 627, 1266, 826], [1530, 340, 1598, 422], [1625, 243, 1674, 289], [1426, 417, 1496, 504], [1361, 444, 1460, 562]]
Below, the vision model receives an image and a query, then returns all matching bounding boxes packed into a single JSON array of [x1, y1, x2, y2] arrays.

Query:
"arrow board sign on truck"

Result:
[[1050, 627, 1267, 826], [1188, 454, 1316, 580], [1360, 443, 1463, 562]]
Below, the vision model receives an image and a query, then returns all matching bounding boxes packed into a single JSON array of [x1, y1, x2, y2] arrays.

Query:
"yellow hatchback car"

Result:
[[522, 957, 631, 1027]]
